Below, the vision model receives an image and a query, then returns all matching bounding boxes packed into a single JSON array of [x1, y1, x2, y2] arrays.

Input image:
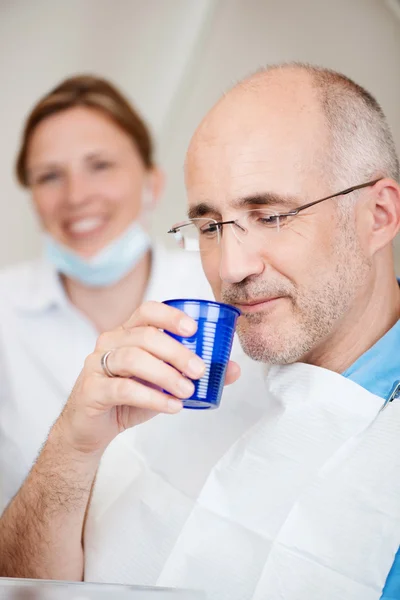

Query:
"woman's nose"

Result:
[[65, 172, 89, 207]]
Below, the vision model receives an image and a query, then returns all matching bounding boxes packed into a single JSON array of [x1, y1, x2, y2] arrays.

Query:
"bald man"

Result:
[[1, 64, 400, 600]]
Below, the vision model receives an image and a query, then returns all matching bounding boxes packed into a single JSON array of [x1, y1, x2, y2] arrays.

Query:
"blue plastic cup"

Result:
[[163, 299, 241, 409]]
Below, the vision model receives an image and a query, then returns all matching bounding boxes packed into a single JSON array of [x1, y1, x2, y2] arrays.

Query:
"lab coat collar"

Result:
[[13, 243, 184, 315], [14, 257, 68, 314]]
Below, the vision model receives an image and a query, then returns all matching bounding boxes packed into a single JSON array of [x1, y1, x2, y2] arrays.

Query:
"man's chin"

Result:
[[236, 321, 304, 365], [236, 326, 276, 363]]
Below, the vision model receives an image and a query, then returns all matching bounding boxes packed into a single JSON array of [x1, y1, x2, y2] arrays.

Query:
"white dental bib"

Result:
[[84, 362, 400, 600]]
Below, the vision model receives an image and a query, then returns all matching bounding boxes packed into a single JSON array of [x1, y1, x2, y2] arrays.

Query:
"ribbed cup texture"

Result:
[[163, 299, 240, 409]]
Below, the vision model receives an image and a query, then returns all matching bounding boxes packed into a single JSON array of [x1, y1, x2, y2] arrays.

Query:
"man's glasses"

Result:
[[168, 179, 382, 254]]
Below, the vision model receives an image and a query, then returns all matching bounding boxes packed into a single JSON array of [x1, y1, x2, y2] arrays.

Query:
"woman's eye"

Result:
[[36, 172, 60, 184], [91, 160, 112, 171]]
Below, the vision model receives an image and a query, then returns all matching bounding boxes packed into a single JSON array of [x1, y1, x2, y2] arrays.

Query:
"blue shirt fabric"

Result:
[[342, 318, 400, 599]]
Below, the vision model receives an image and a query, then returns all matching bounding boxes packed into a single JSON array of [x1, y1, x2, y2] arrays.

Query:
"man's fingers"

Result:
[[224, 360, 241, 386], [94, 327, 206, 381], [91, 301, 239, 404], [86, 375, 183, 415], [96, 347, 196, 399], [123, 301, 197, 337]]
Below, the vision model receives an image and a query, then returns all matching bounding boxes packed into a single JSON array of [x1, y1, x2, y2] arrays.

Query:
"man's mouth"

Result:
[[230, 297, 284, 313]]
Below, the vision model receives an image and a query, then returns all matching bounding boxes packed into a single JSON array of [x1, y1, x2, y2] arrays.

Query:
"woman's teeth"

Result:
[[68, 217, 105, 234]]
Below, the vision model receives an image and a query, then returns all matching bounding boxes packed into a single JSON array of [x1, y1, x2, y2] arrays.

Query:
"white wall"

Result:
[[0, 0, 399, 267]]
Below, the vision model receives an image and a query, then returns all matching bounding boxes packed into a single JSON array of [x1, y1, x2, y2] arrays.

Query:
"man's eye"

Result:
[[255, 214, 289, 228], [259, 215, 279, 225], [200, 223, 220, 236]]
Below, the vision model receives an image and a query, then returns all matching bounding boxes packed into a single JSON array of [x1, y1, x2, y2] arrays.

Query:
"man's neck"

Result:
[[302, 273, 400, 374], [63, 250, 152, 333]]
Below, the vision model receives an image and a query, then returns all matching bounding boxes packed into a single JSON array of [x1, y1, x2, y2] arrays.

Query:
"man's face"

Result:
[[185, 84, 371, 364]]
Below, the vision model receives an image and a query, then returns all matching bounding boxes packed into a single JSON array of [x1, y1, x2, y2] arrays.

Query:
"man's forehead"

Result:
[[188, 71, 322, 145], [185, 127, 326, 208], [186, 99, 326, 177], [184, 71, 328, 210]]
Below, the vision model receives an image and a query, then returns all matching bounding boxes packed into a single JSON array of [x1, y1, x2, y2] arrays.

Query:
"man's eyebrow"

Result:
[[232, 193, 299, 210], [187, 203, 216, 219], [187, 193, 299, 219]]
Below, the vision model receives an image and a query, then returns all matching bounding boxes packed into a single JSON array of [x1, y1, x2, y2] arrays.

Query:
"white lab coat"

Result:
[[0, 245, 267, 511]]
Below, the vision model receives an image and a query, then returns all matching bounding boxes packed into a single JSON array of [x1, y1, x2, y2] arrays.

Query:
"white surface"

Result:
[[0, 578, 205, 599], [0, 0, 399, 267]]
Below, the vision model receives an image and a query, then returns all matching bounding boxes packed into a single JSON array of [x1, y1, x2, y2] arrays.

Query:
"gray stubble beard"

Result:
[[223, 214, 371, 365]]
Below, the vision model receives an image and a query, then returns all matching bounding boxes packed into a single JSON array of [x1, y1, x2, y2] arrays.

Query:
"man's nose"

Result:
[[218, 225, 264, 284]]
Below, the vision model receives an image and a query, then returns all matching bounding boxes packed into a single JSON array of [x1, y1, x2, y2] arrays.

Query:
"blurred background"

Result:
[[0, 0, 399, 268]]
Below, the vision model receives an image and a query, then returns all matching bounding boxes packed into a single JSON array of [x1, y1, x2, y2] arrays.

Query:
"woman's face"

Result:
[[26, 106, 154, 257]]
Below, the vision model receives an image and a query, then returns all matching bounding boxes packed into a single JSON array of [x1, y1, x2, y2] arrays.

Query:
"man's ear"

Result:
[[366, 178, 400, 255]]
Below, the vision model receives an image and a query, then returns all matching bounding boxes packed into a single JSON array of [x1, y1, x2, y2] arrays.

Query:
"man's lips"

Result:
[[231, 297, 284, 313]]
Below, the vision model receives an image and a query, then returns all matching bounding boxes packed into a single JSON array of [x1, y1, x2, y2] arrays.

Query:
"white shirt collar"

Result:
[[14, 243, 177, 315], [14, 257, 68, 314]]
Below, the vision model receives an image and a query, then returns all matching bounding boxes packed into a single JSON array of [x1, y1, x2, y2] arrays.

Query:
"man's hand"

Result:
[[0, 301, 240, 580], [59, 300, 240, 455]]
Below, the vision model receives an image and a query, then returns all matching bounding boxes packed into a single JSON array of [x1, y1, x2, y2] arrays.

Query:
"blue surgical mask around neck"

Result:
[[43, 220, 151, 287]]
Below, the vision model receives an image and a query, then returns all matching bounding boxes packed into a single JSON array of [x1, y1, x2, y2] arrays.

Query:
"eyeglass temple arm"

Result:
[[286, 178, 382, 217], [168, 222, 194, 233], [168, 219, 242, 234], [168, 178, 383, 231]]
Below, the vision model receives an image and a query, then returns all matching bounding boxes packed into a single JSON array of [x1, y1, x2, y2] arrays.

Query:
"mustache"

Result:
[[221, 280, 295, 304]]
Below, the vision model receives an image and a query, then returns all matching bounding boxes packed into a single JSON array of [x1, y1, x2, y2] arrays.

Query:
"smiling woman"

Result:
[[0, 74, 232, 511], [16, 75, 158, 266]]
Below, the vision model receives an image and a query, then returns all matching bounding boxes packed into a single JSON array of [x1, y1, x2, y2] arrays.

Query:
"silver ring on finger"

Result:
[[101, 349, 117, 378]]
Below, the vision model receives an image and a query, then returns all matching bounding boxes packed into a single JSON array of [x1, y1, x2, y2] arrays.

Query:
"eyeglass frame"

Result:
[[167, 178, 382, 240]]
